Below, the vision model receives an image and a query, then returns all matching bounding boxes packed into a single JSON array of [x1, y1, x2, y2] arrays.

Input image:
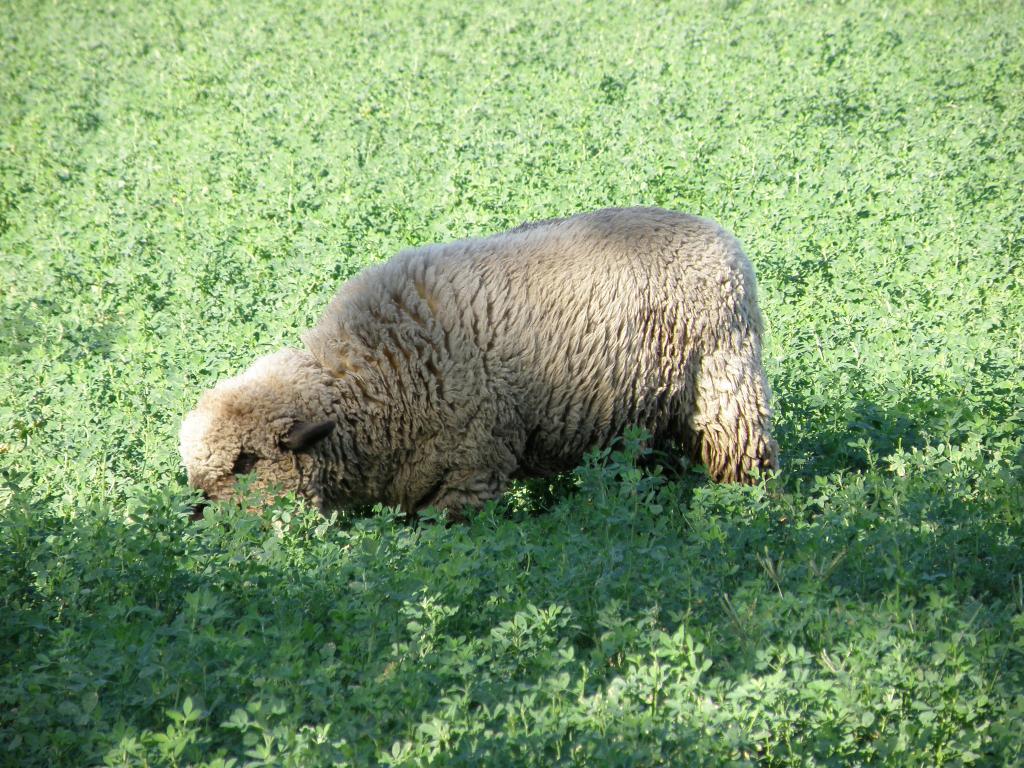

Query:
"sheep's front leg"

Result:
[[429, 469, 510, 524]]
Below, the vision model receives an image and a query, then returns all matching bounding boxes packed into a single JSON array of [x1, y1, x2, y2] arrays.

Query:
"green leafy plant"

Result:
[[2, 0, 1022, 765]]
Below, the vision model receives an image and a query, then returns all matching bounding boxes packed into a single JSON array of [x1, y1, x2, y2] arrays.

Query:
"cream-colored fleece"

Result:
[[180, 207, 778, 516]]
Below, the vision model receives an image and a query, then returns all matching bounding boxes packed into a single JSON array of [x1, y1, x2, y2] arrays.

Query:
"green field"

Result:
[[2, 0, 1023, 765]]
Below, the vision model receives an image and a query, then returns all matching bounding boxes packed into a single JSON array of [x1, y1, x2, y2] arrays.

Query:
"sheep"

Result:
[[179, 207, 778, 520]]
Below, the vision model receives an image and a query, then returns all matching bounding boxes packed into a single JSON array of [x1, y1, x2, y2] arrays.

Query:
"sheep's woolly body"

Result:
[[181, 207, 778, 515]]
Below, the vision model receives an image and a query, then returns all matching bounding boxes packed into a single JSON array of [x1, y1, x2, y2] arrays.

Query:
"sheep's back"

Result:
[[308, 207, 758, 473]]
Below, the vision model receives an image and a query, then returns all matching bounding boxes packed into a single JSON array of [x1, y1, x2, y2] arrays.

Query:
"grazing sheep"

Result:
[[180, 207, 778, 519]]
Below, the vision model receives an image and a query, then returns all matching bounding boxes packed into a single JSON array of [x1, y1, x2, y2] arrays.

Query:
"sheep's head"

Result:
[[179, 349, 337, 517]]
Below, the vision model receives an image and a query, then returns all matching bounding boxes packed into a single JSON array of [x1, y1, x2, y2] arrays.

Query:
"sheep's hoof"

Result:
[[444, 509, 471, 526]]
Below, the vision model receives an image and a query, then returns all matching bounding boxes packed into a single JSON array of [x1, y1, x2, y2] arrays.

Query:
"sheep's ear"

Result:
[[281, 420, 335, 452]]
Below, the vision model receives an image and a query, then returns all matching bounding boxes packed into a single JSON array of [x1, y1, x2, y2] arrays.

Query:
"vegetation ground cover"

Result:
[[2, 0, 1023, 764]]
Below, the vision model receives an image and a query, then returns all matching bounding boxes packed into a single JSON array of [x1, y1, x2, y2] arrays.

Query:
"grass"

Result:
[[1, 0, 1023, 765]]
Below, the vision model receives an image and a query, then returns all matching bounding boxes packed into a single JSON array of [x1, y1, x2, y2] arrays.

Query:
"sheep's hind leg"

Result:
[[692, 351, 778, 484]]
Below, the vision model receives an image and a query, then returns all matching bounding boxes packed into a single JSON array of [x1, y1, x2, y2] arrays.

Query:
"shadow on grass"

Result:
[[3, 404, 1022, 765], [772, 386, 928, 480]]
